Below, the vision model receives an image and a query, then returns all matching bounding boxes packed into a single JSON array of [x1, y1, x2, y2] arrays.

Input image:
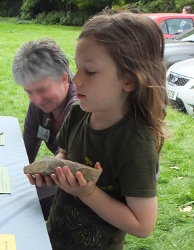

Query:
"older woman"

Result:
[[12, 38, 77, 220]]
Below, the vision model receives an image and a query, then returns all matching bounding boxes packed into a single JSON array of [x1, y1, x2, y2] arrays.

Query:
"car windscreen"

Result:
[[174, 28, 194, 41], [164, 18, 193, 35], [181, 29, 194, 41]]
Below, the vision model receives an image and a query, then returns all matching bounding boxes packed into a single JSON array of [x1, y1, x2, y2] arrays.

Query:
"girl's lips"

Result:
[[77, 94, 85, 99]]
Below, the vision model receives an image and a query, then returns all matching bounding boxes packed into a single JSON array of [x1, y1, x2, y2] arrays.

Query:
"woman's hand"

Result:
[[50, 162, 102, 198], [26, 173, 56, 187]]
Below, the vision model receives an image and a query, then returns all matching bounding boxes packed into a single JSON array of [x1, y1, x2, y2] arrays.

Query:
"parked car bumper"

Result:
[[166, 72, 194, 117]]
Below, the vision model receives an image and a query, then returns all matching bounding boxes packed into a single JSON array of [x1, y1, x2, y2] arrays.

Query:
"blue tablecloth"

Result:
[[0, 116, 52, 250]]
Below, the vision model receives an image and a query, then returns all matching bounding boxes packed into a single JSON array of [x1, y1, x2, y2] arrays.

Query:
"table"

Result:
[[0, 116, 52, 250]]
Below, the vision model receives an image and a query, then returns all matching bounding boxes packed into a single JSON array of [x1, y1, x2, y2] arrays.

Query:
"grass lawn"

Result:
[[0, 19, 193, 249]]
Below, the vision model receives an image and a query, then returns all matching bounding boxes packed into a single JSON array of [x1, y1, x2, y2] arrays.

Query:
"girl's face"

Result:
[[73, 37, 133, 117]]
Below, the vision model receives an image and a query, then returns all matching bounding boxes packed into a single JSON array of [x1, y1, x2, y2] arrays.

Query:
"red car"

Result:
[[147, 13, 194, 39]]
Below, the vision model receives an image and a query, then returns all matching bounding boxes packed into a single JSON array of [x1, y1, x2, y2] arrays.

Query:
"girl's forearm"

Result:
[[80, 187, 138, 234], [80, 186, 157, 238]]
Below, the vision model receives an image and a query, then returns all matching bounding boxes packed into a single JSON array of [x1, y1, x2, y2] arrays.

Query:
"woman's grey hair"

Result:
[[12, 38, 73, 85]]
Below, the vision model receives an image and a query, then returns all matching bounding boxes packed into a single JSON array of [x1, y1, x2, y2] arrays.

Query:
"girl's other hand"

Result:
[[26, 173, 56, 187]]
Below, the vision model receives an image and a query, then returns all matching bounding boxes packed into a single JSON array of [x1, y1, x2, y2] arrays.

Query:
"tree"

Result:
[[21, 0, 68, 19], [67, 0, 124, 9], [174, 0, 194, 12], [0, 0, 23, 17], [2, 0, 193, 21]]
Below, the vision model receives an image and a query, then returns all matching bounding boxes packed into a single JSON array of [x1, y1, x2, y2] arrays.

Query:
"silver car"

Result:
[[164, 27, 194, 69], [166, 58, 194, 117]]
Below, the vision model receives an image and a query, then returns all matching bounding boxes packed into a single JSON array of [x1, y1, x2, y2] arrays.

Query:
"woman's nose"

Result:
[[30, 93, 43, 106]]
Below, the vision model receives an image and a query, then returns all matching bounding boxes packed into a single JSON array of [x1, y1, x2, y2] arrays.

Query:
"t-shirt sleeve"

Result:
[[119, 139, 158, 198]]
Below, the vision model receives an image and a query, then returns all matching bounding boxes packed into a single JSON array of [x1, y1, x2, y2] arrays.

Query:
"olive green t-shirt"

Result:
[[47, 102, 158, 250]]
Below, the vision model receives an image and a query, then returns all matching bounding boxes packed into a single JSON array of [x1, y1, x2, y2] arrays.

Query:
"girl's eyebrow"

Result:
[[85, 60, 101, 68], [74, 59, 100, 68]]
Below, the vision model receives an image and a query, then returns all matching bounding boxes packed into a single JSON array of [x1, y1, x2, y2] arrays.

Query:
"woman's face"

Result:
[[182, 8, 188, 14], [23, 74, 69, 113]]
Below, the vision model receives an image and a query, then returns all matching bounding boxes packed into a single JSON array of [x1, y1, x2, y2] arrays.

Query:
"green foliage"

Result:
[[68, 0, 112, 8], [114, 0, 178, 13], [60, 12, 72, 25], [2, 0, 194, 20], [34, 10, 88, 26], [21, 0, 41, 19], [0, 0, 23, 17], [62, 11, 88, 25], [41, 11, 65, 24], [21, 0, 89, 25], [138, 0, 177, 13], [21, 0, 68, 20], [175, 0, 194, 12], [34, 12, 46, 24]]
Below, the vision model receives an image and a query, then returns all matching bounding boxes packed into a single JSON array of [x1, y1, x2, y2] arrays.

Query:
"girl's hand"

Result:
[[26, 173, 56, 187], [51, 162, 102, 198]]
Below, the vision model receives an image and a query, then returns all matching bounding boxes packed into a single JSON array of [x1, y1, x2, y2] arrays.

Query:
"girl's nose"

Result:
[[72, 71, 82, 86]]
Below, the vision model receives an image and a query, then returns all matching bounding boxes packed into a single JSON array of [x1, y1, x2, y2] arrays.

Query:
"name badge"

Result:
[[37, 126, 50, 142]]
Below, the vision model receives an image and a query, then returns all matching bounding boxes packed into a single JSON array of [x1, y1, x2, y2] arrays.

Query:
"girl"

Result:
[[28, 12, 168, 250]]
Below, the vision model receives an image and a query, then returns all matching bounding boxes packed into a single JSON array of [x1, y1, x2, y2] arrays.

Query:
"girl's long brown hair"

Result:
[[78, 12, 168, 153]]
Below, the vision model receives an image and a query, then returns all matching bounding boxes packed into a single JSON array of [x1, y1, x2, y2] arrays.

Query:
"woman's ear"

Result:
[[61, 72, 69, 85], [123, 77, 134, 93]]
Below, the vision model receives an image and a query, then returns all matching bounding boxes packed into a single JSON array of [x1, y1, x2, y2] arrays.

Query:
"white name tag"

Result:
[[37, 126, 50, 142]]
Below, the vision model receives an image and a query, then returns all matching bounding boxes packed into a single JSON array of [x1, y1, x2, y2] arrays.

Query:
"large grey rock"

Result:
[[23, 156, 100, 182]]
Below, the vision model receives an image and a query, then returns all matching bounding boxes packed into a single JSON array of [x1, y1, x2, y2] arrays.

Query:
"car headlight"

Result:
[[166, 72, 179, 84], [166, 72, 170, 82]]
